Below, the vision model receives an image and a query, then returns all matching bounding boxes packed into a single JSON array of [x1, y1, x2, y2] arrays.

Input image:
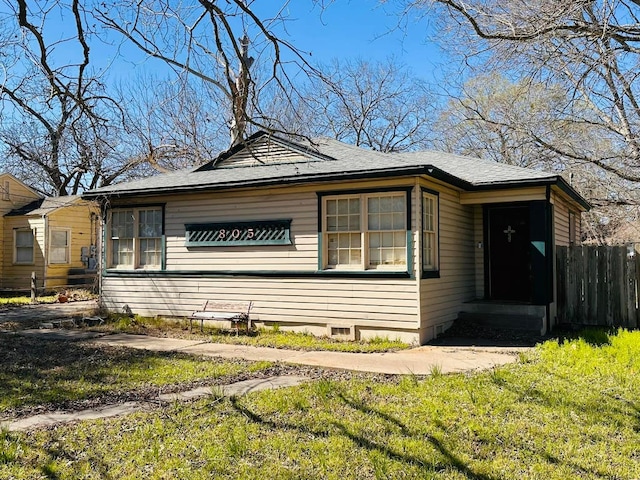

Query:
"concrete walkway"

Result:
[[90, 332, 526, 375], [1, 376, 308, 432], [1, 330, 528, 431]]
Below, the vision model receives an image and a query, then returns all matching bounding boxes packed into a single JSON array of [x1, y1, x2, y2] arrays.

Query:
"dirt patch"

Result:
[[0, 300, 100, 331], [0, 333, 400, 420]]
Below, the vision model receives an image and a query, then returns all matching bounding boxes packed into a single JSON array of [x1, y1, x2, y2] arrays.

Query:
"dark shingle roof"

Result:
[[83, 132, 588, 209], [5, 196, 81, 217]]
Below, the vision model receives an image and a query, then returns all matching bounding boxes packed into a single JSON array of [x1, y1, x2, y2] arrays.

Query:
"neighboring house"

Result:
[[83, 132, 589, 344], [2, 182, 100, 291], [0, 173, 42, 287]]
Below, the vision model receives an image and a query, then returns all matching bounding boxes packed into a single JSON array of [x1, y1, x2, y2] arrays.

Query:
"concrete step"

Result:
[[457, 311, 544, 333]]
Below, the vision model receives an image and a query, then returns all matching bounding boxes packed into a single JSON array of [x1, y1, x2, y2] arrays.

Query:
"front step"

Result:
[[457, 311, 544, 334]]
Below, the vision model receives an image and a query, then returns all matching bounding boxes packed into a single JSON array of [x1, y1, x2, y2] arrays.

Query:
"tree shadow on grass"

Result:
[[230, 393, 496, 480], [0, 332, 232, 416]]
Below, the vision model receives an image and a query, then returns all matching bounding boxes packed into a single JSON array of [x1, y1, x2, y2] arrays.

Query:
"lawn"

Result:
[[95, 314, 411, 352], [1, 329, 639, 479], [0, 334, 274, 418]]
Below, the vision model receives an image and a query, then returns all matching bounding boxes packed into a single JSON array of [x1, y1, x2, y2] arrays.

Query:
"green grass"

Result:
[[0, 335, 273, 414], [2, 329, 640, 478], [0, 295, 57, 306], [98, 315, 411, 352]]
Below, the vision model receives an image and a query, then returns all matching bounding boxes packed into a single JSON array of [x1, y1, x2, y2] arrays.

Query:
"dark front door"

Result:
[[488, 205, 532, 302]]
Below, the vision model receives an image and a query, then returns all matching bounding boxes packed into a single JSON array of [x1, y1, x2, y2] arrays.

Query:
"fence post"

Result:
[[30, 271, 37, 304]]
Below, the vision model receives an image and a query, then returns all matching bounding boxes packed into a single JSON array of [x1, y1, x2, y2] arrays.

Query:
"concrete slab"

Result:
[[1, 375, 308, 432], [1, 402, 146, 432], [91, 333, 524, 375], [158, 376, 309, 402]]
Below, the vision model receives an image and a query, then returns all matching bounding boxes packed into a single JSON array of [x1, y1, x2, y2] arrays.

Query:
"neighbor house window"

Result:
[[2, 181, 9, 201], [109, 207, 163, 269], [422, 192, 439, 273], [14, 229, 34, 264], [49, 229, 70, 264], [323, 192, 407, 270]]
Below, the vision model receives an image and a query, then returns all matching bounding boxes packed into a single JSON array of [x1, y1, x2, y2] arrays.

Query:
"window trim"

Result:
[[317, 188, 412, 273], [568, 211, 577, 245], [421, 188, 440, 278], [14, 228, 35, 265], [106, 205, 165, 270], [49, 228, 71, 265]]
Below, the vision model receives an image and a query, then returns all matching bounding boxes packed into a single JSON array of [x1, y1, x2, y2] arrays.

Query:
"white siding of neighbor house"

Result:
[[419, 180, 477, 342], [103, 178, 422, 343]]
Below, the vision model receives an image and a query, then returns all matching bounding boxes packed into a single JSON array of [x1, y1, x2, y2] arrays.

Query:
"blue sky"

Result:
[[96, 1, 447, 87], [276, 1, 445, 82]]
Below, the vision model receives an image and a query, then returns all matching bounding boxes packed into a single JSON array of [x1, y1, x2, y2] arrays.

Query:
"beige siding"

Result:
[[2, 216, 45, 290], [165, 191, 318, 271], [101, 276, 420, 339], [102, 179, 423, 342], [460, 187, 546, 205], [217, 139, 311, 167], [552, 191, 579, 247], [419, 180, 477, 341]]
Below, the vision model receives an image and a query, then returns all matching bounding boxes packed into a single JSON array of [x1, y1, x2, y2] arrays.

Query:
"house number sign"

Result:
[[185, 219, 292, 247]]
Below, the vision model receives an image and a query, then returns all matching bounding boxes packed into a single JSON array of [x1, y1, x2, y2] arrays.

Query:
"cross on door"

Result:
[[503, 225, 516, 242]]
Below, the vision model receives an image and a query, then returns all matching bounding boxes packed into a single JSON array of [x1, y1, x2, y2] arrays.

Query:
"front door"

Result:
[[488, 205, 532, 302]]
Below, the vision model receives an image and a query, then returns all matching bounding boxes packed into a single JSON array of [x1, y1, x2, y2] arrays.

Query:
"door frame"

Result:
[[483, 200, 553, 305]]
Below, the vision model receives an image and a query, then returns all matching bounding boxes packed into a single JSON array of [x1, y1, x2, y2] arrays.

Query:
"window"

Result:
[[323, 192, 407, 270], [569, 211, 576, 245], [14, 229, 34, 264], [109, 207, 163, 269], [2, 180, 9, 201], [422, 192, 439, 272], [49, 229, 70, 264]]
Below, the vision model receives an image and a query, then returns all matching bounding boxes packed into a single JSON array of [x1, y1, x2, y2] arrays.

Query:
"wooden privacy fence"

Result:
[[556, 245, 639, 328]]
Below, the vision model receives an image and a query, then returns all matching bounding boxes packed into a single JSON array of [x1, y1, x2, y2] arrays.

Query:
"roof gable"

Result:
[[196, 132, 334, 171]]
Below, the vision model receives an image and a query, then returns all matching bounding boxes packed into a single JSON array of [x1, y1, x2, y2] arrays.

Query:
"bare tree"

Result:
[[115, 73, 231, 173], [0, 0, 142, 195], [435, 72, 640, 243], [279, 58, 437, 152], [95, 0, 318, 147], [407, 0, 640, 182]]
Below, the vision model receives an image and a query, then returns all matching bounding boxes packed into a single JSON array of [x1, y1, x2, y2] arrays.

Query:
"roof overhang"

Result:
[[82, 163, 590, 211]]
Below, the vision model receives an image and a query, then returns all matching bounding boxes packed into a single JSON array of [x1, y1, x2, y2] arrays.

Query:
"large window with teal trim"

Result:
[[108, 207, 163, 269], [323, 192, 408, 270]]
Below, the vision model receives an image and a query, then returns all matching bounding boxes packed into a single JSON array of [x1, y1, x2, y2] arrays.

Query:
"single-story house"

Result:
[[83, 132, 589, 344], [2, 186, 100, 292]]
